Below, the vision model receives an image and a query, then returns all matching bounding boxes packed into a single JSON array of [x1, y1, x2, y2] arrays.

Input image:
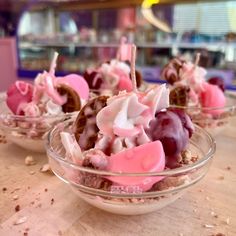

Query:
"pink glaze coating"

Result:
[[106, 141, 165, 192], [56, 74, 89, 100], [200, 83, 226, 115], [6, 81, 33, 115]]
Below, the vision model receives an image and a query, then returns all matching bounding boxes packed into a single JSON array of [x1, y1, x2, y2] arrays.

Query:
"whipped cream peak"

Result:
[[96, 84, 169, 140], [60, 132, 83, 164], [177, 61, 207, 92], [46, 100, 63, 116]]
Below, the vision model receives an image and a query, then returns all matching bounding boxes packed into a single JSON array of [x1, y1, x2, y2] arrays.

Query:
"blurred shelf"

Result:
[[19, 41, 236, 50]]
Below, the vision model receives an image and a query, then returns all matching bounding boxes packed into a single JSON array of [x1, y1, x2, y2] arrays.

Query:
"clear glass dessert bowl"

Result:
[[0, 95, 77, 152], [46, 119, 216, 215], [170, 92, 236, 137]]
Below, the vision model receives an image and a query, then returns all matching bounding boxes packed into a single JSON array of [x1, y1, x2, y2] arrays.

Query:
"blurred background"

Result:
[[1, 0, 236, 91]]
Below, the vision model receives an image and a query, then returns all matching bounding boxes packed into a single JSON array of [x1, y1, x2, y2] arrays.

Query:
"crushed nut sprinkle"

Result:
[[2, 187, 7, 192], [13, 195, 19, 200], [13, 216, 27, 225], [40, 164, 51, 173], [15, 205, 20, 212], [25, 156, 36, 166], [203, 224, 215, 228], [51, 198, 54, 205]]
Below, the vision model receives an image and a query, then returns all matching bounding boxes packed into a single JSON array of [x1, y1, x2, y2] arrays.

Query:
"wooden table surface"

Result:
[[0, 118, 236, 236]]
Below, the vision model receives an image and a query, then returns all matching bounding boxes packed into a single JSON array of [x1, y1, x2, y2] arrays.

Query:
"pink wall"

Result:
[[0, 37, 17, 92]]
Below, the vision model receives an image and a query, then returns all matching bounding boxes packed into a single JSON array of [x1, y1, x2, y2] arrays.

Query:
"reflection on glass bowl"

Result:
[[170, 93, 236, 136], [46, 119, 215, 215], [0, 95, 77, 152]]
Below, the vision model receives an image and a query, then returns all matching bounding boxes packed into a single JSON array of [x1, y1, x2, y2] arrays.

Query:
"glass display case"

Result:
[[17, 1, 236, 90]]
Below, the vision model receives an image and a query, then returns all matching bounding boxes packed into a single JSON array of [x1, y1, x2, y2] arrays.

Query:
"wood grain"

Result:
[[0, 118, 236, 236]]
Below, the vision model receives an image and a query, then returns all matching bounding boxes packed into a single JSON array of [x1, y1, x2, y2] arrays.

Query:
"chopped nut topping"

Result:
[[51, 198, 54, 205], [13, 216, 27, 225], [13, 195, 19, 200], [25, 156, 36, 166], [203, 224, 214, 228], [225, 217, 230, 225], [15, 205, 20, 212], [40, 164, 51, 173]]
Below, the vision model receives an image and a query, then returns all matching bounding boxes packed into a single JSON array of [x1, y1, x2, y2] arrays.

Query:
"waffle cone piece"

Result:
[[169, 86, 190, 106], [74, 96, 109, 151], [57, 84, 81, 113]]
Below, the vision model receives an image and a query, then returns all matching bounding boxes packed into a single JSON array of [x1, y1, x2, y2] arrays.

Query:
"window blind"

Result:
[[173, 1, 236, 35]]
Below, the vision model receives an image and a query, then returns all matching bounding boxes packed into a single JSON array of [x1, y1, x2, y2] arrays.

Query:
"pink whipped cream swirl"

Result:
[[95, 84, 169, 154], [93, 59, 133, 92]]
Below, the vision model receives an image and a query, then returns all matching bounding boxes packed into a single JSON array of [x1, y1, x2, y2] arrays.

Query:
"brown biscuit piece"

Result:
[[74, 96, 109, 151], [162, 57, 186, 85], [169, 86, 190, 106], [57, 84, 81, 113]]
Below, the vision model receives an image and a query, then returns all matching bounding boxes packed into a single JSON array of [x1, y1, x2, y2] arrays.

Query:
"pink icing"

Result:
[[106, 141, 165, 192], [56, 74, 89, 100], [6, 81, 33, 115], [200, 83, 226, 115], [32, 71, 66, 106], [116, 68, 133, 92]]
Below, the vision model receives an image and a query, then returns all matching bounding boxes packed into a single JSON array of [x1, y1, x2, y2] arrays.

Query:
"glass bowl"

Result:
[[0, 95, 77, 152], [170, 92, 236, 136], [46, 119, 216, 215]]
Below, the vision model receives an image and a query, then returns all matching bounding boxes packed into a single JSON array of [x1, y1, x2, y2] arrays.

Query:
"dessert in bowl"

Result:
[[0, 53, 89, 152], [47, 118, 215, 215], [46, 46, 216, 214], [162, 55, 236, 136], [83, 37, 145, 97]]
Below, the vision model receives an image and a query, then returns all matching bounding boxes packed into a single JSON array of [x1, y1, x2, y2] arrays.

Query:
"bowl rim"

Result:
[[169, 92, 236, 112], [46, 119, 216, 177], [0, 94, 78, 120]]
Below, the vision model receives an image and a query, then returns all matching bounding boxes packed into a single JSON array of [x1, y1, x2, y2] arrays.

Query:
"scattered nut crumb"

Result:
[[203, 224, 214, 228], [25, 156, 36, 166], [51, 198, 54, 205], [13, 195, 19, 200], [40, 164, 51, 173], [224, 217, 230, 225], [2, 187, 7, 192], [13, 216, 27, 225], [15, 205, 20, 212], [218, 176, 224, 180], [226, 166, 231, 171], [44, 188, 48, 192], [29, 171, 35, 175], [211, 211, 218, 218], [23, 232, 28, 236]]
